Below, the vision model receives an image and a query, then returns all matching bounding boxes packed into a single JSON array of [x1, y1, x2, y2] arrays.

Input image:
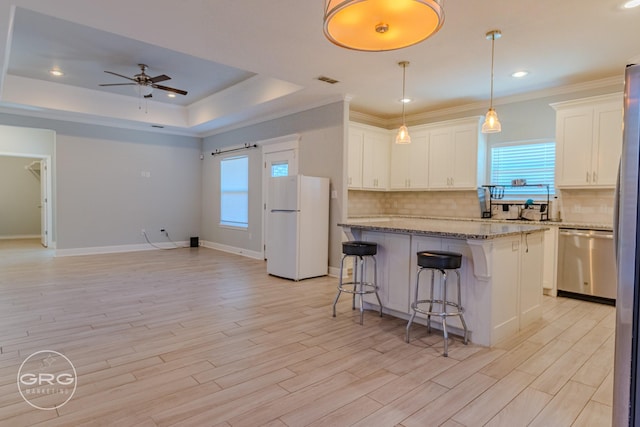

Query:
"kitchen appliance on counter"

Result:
[[557, 227, 616, 304], [266, 175, 329, 281], [613, 62, 640, 426], [479, 184, 551, 221]]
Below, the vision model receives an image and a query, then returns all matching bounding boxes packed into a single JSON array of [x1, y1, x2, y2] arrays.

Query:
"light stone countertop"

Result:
[[346, 215, 613, 232], [339, 217, 549, 240]]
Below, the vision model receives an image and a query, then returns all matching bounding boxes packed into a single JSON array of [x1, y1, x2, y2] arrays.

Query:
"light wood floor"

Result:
[[0, 239, 614, 426]]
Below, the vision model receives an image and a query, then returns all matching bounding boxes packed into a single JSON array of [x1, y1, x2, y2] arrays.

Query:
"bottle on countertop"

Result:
[[552, 195, 562, 221]]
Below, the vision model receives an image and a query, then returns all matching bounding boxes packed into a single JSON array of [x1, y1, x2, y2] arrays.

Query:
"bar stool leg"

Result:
[[358, 255, 366, 325], [352, 255, 357, 310], [372, 256, 383, 317], [405, 266, 422, 343], [333, 254, 347, 317], [426, 269, 435, 333], [455, 270, 469, 344], [441, 270, 449, 357]]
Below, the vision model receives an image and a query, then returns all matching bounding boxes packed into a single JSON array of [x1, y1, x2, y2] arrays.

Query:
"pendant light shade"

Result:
[[396, 61, 411, 144], [482, 30, 502, 134], [323, 0, 444, 52]]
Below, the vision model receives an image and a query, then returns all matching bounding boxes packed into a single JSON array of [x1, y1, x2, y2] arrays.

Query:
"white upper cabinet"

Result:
[[426, 118, 485, 190], [348, 117, 484, 192], [553, 94, 623, 188], [347, 128, 363, 188], [348, 123, 390, 190], [390, 129, 429, 190]]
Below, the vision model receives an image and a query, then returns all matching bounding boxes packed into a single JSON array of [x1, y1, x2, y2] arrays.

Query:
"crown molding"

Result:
[[352, 76, 624, 129]]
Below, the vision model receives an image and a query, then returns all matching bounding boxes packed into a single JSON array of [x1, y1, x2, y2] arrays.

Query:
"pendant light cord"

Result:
[[489, 34, 495, 109], [401, 62, 407, 124]]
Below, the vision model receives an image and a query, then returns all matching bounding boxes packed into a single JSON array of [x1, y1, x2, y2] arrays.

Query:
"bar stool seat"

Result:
[[406, 250, 468, 356], [332, 241, 383, 324]]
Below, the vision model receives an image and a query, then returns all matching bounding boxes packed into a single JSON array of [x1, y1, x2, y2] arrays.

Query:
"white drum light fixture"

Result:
[[323, 0, 445, 51], [396, 61, 411, 144], [482, 30, 502, 134]]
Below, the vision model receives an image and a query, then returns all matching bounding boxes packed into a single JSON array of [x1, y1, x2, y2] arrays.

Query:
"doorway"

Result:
[[0, 154, 53, 248], [261, 134, 300, 260]]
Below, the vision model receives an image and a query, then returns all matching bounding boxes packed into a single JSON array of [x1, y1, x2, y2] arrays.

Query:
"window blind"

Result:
[[490, 141, 555, 198]]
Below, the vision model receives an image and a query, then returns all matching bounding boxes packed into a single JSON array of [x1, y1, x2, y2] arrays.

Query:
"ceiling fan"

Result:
[[99, 64, 188, 98]]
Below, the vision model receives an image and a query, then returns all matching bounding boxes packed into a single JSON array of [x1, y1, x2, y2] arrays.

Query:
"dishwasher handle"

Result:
[[559, 229, 613, 239]]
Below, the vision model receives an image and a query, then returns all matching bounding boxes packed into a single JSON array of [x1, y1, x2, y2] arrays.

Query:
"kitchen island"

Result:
[[339, 218, 549, 347]]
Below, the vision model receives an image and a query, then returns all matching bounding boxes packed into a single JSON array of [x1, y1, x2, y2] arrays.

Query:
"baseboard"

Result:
[[328, 266, 341, 278], [55, 241, 188, 257], [0, 234, 40, 240], [201, 240, 263, 260]]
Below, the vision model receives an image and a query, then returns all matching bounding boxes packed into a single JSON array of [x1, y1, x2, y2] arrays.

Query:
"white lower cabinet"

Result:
[[350, 230, 544, 346], [542, 226, 558, 296], [360, 231, 411, 313]]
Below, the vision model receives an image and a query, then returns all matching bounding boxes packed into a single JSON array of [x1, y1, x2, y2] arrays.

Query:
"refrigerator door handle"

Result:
[[270, 209, 300, 213]]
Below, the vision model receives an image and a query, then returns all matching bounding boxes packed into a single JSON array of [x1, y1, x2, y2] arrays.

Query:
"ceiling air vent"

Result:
[[317, 76, 339, 84]]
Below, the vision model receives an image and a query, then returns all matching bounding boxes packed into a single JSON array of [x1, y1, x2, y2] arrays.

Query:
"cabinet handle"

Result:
[[593, 171, 597, 183], [349, 177, 352, 185], [450, 177, 454, 186], [586, 171, 590, 183]]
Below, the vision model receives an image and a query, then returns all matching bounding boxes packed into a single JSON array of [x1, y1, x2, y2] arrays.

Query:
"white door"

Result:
[[40, 159, 49, 247], [263, 149, 298, 260]]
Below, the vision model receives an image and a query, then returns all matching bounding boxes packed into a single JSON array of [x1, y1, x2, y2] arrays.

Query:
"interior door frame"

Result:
[[260, 134, 300, 260], [0, 152, 53, 247]]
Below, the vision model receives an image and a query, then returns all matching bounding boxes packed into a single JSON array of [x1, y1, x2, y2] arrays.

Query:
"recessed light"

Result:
[[400, 98, 412, 103], [512, 70, 529, 78], [167, 93, 176, 98], [49, 69, 64, 77], [623, 0, 640, 8]]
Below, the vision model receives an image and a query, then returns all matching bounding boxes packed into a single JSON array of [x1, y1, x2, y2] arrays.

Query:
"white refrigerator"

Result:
[[267, 175, 330, 281]]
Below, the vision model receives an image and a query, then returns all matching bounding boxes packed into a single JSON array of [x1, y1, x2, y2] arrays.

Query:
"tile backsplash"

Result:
[[348, 190, 480, 218], [558, 188, 614, 225], [348, 188, 615, 226]]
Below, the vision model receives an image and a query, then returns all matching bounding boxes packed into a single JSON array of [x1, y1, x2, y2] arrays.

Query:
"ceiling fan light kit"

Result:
[[482, 30, 502, 134], [323, 0, 444, 51]]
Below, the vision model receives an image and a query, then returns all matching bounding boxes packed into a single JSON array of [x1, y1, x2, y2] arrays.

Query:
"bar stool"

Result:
[[332, 241, 383, 325], [405, 250, 468, 356]]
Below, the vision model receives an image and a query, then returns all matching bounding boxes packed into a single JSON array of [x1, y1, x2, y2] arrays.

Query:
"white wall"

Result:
[[0, 115, 202, 251], [0, 156, 41, 237], [202, 101, 347, 269]]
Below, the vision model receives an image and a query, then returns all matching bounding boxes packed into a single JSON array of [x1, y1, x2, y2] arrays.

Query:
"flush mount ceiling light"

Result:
[[49, 69, 64, 77], [623, 0, 640, 8], [396, 61, 411, 144], [511, 70, 529, 78], [482, 30, 502, 134], [323, 0, 444, 51]]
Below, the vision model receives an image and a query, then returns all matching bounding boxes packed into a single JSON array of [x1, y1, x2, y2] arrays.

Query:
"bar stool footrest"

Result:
[[338, 281, 379, 295], [411, 299, 464, 317]]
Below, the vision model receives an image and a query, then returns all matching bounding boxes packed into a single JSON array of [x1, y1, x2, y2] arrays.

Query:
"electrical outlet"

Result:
[[160, 228, 165, 233]]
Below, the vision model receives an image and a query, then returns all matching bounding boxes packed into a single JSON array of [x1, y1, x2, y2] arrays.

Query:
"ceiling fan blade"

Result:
[[99, 83, 136, 87], [150, 74, 171, 83], [152, 84, 188, 96], [104, 70, 137, 82]]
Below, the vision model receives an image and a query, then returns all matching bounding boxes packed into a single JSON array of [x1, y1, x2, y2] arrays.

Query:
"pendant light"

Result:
[[323, 0, 444, 52], [396, 61, 411, 144], [482, 30, 502, 134]]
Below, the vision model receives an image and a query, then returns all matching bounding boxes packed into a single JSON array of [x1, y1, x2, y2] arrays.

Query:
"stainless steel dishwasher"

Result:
[[557, 228, 616, 305]]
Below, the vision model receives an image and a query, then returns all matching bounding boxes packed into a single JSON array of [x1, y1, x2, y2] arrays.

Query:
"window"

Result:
[[271, 161, 289, 177], [220, 155, 249, 228], [489, 140, 555, 198]]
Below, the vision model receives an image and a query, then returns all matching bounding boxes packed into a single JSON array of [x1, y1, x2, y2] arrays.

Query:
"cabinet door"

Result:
[[408, 132, 429, 189], [428, 127, 453, 189], [390, 141, 411, 189], [542, 227, 558, 294], [362, 130, 390, 190], [347, 129, 363, 189], [556, 108, 594, 187], [592, 104, 623, 187], [361, 231, 411, 313], [451, 124, 478, 189]]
